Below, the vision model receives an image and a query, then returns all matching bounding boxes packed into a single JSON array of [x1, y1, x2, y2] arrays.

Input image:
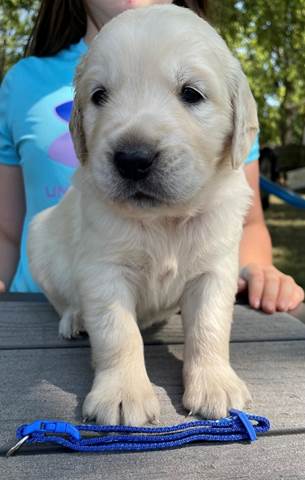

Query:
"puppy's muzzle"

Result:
[[113, 144, 158, 181]]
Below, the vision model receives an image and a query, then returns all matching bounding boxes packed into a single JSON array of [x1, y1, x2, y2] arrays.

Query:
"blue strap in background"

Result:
[[260, 175, 305, 209], [7, 409, 270, 456]]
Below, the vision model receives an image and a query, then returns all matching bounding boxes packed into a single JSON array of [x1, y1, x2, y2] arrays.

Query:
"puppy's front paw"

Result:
[[58, 309, 86, 339], [82, 368, 160, 426], [182, 363, 251, 419]]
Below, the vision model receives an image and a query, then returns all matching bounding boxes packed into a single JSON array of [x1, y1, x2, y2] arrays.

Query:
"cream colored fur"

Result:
[[28, 5, 258, 425]]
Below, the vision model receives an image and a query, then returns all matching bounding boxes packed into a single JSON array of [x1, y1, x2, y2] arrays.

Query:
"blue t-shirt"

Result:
[[0, 39, 87, 292], [0, 38, 259, 292]]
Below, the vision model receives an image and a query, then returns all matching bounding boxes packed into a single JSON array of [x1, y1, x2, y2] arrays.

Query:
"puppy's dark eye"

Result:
[[91, 87, 108, 106], [180, 85, 206, 105]]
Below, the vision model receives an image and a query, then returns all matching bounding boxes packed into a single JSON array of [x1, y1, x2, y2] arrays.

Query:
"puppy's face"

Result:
[[71, 5, 258, 213]]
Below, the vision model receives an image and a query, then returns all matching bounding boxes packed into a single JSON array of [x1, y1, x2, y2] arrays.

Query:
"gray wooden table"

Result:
[[1, 294, 305, 479]]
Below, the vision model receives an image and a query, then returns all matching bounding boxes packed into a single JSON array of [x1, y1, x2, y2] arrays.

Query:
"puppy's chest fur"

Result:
[[119, 214, 233, 327]]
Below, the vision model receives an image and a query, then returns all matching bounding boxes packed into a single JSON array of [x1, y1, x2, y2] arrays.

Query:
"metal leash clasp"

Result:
[[6, 435, 30, 457], [6, 419, 81, 456]]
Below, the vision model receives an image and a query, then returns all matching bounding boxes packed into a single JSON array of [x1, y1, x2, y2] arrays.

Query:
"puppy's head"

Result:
[[71, 5, 258, 215]]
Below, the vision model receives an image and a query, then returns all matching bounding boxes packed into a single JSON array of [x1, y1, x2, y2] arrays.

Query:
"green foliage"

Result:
[[1, 0, 305, 146], [211, 0, 305, 146], [0, 0, 39, 79]]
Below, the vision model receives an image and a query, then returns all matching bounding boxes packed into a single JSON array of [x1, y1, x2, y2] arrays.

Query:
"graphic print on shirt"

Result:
[[48, 100, 79, 168]]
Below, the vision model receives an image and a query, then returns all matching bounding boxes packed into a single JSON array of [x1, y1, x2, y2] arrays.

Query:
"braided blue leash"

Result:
[[7, 409, 270, 456]]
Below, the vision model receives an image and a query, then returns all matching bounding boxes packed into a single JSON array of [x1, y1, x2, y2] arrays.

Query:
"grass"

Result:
[[264, 195, 305, 290]]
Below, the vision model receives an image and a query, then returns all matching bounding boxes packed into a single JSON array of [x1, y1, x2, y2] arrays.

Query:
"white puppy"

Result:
[[28, 5, 258, 425]]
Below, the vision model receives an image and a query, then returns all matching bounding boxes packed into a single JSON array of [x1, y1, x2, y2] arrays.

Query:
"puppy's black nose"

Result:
[[113, 146, 156, 181]]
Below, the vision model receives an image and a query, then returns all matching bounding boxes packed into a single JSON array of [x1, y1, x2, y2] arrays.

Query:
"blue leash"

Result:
[[7, 409, 270, 456]]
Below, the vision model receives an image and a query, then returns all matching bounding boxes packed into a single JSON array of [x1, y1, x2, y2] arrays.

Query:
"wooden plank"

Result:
[[2, 434, 305, 480], [290, 302, 305, 325], [0, 341, 304, 440], [1, 340, 305, 478], [1, 302, 305, 348], [0, 293, 47, 303]]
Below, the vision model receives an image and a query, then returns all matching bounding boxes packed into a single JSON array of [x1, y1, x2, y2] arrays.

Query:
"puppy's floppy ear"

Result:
[[230, 66, 259, 169], [70, 58, 88, 164]]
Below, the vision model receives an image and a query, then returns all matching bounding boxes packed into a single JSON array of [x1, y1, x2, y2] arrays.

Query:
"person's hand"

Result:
[[238, 263, 304, 313], [0, 280, 6, 293]]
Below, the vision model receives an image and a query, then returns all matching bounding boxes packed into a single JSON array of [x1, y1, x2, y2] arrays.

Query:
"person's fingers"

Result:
[[240, 265, 264, 309], [240, 265, 304, 313], [260, 269, 281, 314], [0, 280, 6, 293], [287, 285, 305, 310], [237, 277, 247, 293], [275, 275, 295, 312]]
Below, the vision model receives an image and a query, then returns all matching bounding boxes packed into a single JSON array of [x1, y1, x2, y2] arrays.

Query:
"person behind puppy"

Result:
[[0, 0, 304, 313]]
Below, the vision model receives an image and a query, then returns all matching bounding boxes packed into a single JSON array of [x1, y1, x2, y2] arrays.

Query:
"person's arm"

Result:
[[0, 164, 25, 292], [239, 160, 304, 313]]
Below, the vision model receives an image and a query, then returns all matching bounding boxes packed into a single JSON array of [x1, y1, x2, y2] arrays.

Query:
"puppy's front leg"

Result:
[[80, 274, 160, 426], [181, 253, 251, 419]]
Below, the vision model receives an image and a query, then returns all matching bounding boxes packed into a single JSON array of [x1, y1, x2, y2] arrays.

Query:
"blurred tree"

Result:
[[210, 0, 305, 146], [0, 0, 39, 80]]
